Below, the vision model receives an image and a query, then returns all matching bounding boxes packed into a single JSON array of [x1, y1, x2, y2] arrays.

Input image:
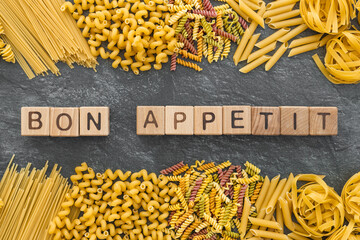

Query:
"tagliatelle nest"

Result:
[[300, 0, 356, 34], [313, 30, 360, 84]]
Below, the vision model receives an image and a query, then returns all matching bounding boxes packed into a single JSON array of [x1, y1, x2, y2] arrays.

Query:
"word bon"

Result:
[[21, 107, 110, 137], [137, 106, 338, 136]]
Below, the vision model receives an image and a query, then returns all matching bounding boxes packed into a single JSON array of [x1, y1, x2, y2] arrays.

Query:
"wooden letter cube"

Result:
[[223, 106, 251, 135], [80, 107, 110, 136], [21, 107, 50, 136], [50, 108, 79, 137], [280, 106, 309, 136], [165, 106, 194, 135], [310, 107, 338, 136], [252, 107, 280, 135], [137, 106, 165, 135], [194, 106, 222, 135]]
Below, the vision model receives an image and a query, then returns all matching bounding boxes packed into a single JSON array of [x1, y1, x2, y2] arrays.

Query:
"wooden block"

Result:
[[252, 107, 280, 135], [50, 108, 79, 137], [137, 106, 165, 135], [80, 107, 110, 136], [223, 106, 251, 135], [165, 106, 194, 135], [194, 106, 222, 135], [310, 107, 338, 136], [280, 106, 309, 136], [21, 107, 50, 136]]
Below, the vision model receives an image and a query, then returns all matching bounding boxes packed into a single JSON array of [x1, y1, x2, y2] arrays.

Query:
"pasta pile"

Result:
[[300, 0, 356, 34], [313, 30, 360, 84], [231, 0, 322, 73], [227, 0, 360, 78], [168, 0, 249, 72], [0, 156, 71, 240], [342, 171, 360, 225], [61, 0, 178, 75], [163, 160, 266, 239], [0, 0, 97, 79], [49, 162, 177, 240], [290, 174, 345, 238]]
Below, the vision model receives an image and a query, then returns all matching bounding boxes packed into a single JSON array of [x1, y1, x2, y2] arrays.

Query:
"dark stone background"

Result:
[[1, 26, 359, 195]]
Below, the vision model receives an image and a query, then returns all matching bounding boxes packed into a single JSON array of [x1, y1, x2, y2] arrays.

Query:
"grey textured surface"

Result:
[[1, 28, 360, 194]]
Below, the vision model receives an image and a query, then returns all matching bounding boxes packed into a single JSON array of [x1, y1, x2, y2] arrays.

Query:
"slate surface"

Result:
[[1, 27, 360, 194]]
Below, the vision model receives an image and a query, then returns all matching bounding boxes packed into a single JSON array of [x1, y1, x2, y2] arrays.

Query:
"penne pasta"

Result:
[[248, 0, 262, 4], [279, 197, 295, 231], [255, 176, 270, 210], [261, 175, 280, 212], [240, 33, 261, 61], [250, 229, 291, 240], [278, 24, 308, 43], [263, 4, 295, 18], [278, 173, 294, 200], [288, 42, 320, 57], [288, 232, 311, 240], [266, 178, 287, 214], [265, 9, 300, 24], [255, 28, 290, 48], [239, 197, 252, 238], [265, 42, 288, 71], [243, 0, 261, 10], [238, 0, 265, 28], [248, 217, 283, 230], [276, 203, 285, 233], [289, 34, 323, 48], [233, 2, 266, 65], [268, 17, 305, 29], [248, 41, 277, 63], [267, 0, 300, 10], [239, 55, 271, 73], [226, 0, 251, 21]]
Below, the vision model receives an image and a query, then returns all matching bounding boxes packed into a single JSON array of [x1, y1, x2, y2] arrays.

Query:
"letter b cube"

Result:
[[21, 107, 50, 136]]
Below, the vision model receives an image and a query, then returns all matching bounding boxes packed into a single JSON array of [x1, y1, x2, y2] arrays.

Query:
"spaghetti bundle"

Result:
[[0, 0, 97, 79], [313, 30, 360, 84], [0, 156, 70, 240], [299, 0, 356, 34]]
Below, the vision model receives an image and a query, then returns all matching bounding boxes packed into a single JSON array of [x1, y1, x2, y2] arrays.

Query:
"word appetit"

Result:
[[137, 106, 338, 136]]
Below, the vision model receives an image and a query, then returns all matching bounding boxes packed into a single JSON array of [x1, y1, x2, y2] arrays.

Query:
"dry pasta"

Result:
[[342, 172, 360, 225], [291, 174, 345, 238], [0, 155, 70, 240], [313, 30, 360, 84], [49, 163, 176, 240], [265, 42, 288, 71], [288, 42, 320, 57], [61, 0, 177, 74], [299, 0, 356, 34], [0, 0, 97, 79], [164, 160, 265, 239], [289, 34, 323, 48]]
